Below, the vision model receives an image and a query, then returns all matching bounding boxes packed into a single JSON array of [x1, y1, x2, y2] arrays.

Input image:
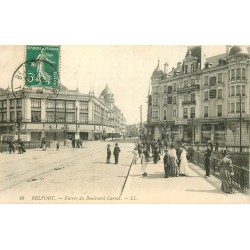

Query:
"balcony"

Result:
[[182, 100, 196, 105], [178, 84, 200, 94]]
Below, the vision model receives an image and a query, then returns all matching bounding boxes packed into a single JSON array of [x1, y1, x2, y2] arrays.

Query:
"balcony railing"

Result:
[[178, 84, 200, 94], [182, 100, 196, 105]]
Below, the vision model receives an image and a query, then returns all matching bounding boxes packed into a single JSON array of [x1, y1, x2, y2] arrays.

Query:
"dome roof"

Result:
[[151, 60, 164, 79], [228, 45, 249, 57], [99, 85, 114, 100]]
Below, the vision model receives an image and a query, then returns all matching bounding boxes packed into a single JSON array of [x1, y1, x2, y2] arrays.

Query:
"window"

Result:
[[173, 96, 176, 104], [242, 68, 246, 79], [204, 91, 209, 101], [228, 87, 230, 97], [242, 102, 245, 113], [16, 99, 22, 107], [0, 101, 2, 108], [231, 103, 235, 113], [66, 101, 75, 110], [236, 102, 240, 113], [242, 85, 245, 96], [184, 80, 188, 87], [10, 111, 15, 122], [79, 113, 88, 123], [231, 69, 235, 79], [10, 99, 15, 109], [191, 79, 195, 86], [163, 85, 167, 93], [17, 111, 22, 120], [231, 86, 235, 96], [152, 111, 159, 119], [66, 113, 75, 123], [173, 83, 177, 91], [236, 85, 241, 96], [31, 111, 41, 122], [153, 98, 158, 106], [3, 100, 7, 108], [79, 101, 88, 111], [217, 89, 222, 99], [167, 97, 172, 104], [163, 110, 167, 120], [218, 73, 222, 83], [183, 108, 188, 118], [46, 100, 55, 109], [56, 112, 65, 123], [46, 112, 55, 122], [2, 112, 7, 122], [173, 109, 177, 117], [168, 86, 172, 94], [236, 68, 241, 79], [185, 65, 188, 74], [190, 107, 195, 118], [155, 86, 159, 94], [56, 100, 65, 109], [204, 106, 208, 117], [204, 76, 208, 85], [217, 105, 222, 117], [228, 103, 230, 113], [191, 64, 194, 72], [31, 99, 41, 108], [191, 93, 195, 102], [184, 94, 188, 102], [163, 97, 167, 106]]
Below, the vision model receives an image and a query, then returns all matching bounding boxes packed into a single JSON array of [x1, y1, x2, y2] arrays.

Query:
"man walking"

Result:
[[113, 143, 121, 164], [204, 144, 212, 178]]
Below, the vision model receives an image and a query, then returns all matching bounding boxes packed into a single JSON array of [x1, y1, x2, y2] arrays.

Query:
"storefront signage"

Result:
[[175, 118, 187, 125]]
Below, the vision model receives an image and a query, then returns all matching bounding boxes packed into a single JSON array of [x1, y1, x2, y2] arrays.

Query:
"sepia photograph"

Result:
[[0, 45, 249, 204]]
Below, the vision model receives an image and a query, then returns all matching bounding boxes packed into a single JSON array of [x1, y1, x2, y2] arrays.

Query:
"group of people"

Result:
[[106, 143, 121, 164], [132, 138, 235, 195], [6, 139, 26, 154]]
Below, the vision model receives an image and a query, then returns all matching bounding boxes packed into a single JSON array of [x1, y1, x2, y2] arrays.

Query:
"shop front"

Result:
[[201, 124, 212, 143], [214, 123, 226, 146]]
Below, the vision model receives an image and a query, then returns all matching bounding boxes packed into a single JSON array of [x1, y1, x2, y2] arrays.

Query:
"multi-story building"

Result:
[[0, 84, 126, 141], [146, 45, 250, 147]]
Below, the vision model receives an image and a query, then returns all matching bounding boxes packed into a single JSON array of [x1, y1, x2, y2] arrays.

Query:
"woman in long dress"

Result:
[[141, 148, 148, 177], [132, 147, 139, 165], [219, 150, 234, 194], [179, 146, 189, 176]]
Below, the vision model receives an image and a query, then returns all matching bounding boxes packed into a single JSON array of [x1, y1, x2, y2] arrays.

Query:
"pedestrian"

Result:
[[7, 141, 15, 154], [204, 144, 212, 178], [137, 142, 142, 158], [179, 145, 189, 176], [113, 143, 121, 164], [209, 141, 214, 151], [132, 147, 139, 165], [141, 147, 148, 177], [215, 142, 219, 152], [218, 150, 234, 194], [168, 144, 179, 176], [163, 149, 170, 178], [80, 138, 83, 148], [106, 144, 111, 164], [41, 137, 46, 151], [153, 146, 160, 164], [17, 139, 26, 154], [56, 141, 60, 151]]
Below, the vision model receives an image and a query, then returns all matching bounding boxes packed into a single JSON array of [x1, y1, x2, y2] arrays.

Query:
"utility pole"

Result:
[[140, 105, 142, 140], [240, 94, 242, 152]]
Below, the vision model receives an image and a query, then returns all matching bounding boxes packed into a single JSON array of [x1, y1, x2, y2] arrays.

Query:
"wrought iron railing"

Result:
[[192, 151, 249, 193]]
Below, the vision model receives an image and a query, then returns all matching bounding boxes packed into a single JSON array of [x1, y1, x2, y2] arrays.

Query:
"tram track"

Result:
[[0, 147, 98, 192]]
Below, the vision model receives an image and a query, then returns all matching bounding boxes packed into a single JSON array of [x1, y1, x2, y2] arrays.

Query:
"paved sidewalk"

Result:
[[121, 156, 250, 204]]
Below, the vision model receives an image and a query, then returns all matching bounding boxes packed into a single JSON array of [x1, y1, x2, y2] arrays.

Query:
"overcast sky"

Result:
[[0, 45, 227, 124]]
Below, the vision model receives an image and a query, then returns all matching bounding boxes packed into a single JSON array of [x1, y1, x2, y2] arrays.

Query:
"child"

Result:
[[56, 141, 60, 151]]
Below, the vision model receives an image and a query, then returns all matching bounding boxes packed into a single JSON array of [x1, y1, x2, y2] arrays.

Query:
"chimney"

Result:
[[226, 45, 232, 56], [164, 62, 169, 74]]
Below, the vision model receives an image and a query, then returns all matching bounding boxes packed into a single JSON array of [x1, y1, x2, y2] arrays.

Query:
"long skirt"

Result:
[[220, 167, 234, 193]]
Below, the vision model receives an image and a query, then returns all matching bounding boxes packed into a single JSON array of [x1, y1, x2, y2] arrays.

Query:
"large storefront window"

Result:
[[46, 112, 55, 122], [183, 125, 192, 143], [201, 124, 212, 143], [66, 113, 75, 123], [56, 112, 65, 123], [80, 113, 88, 123], [31, 99, 41, 108], [214, 123, 226, 145]]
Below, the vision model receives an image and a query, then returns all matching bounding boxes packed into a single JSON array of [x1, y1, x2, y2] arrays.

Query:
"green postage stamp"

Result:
[[25, 45, 60, 87]]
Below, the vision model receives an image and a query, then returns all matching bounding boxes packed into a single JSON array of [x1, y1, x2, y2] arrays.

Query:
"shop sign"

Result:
[[175, 118, 187, 125]]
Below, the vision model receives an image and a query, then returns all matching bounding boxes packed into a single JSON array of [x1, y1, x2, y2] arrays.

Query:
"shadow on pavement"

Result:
[[185, 189, 223, 194]]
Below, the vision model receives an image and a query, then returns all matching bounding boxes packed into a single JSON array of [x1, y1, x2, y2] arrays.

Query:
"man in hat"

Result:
[[106, 144, 111, 164], [204, 144, 212, 178], [113, 143, 121, 164]]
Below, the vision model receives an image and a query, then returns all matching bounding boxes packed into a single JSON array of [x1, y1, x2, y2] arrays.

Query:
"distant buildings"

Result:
[[0, 84, 126, 141], [146, 45, 250, 147]]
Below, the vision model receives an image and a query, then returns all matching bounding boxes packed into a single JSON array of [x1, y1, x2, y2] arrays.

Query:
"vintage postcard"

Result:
[[0, 45, 249, 204]]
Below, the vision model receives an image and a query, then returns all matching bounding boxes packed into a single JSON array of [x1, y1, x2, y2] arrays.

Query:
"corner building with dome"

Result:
[[146, 45, 250, 150]]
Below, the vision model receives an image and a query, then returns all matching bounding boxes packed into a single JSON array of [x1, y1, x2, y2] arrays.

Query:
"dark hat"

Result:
[[107, 144, 110, 147]]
